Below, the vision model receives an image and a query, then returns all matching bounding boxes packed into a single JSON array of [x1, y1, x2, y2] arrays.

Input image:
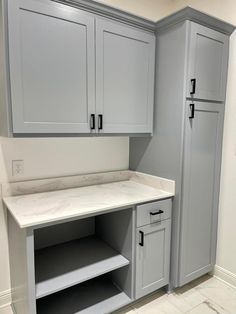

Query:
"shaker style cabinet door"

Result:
[[8, 0, 95, 133], [136, 220, 171, 299], [96, 18, 155, 133], [187, 22, 229, 101], [179, 101, 224, 286]]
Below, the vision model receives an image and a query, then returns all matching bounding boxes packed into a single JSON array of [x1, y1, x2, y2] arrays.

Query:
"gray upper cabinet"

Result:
[[187, 22, 229, 101], [3, 0, 155, 135], [96, 18, 155, 134], [179, 101, 224, 285], [8, 0, 95, 133]]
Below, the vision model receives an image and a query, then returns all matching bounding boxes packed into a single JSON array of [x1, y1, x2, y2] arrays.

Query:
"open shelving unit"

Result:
[[34, 208, 134, 313], [37, 276, 131, 314], [35, 236, 130, 298]]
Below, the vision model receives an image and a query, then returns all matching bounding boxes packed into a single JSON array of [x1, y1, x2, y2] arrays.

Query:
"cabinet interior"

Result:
[[34, 208, 134, 312]]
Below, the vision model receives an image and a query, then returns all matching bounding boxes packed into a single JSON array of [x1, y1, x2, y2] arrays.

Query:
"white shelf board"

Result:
[[35, 236, 129, 299], [37, 276, 131, 314]]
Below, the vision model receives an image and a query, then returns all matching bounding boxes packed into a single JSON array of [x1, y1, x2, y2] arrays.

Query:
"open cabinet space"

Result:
[[36, 273, 131, 314], [33, 208, 134, 312]]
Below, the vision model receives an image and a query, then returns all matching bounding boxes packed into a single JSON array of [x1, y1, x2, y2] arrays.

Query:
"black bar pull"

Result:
[[139, 230, 144, 247], [90, 114, 95, 130], [150, 210, 164, 216], [190, 78, 196, 95], [98, 114, 103, 130], [189, 103, 195, 119]]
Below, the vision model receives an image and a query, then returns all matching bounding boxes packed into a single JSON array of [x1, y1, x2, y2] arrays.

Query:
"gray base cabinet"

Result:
[[136, 221, 171, 299], [8, 201, 172, 314], [130, 9, 234, 289], [135, 199, 172, 299]]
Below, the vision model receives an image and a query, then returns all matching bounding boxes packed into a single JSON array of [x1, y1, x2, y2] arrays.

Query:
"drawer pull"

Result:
[[139, 230, 144, 246], [150, 210, 164, 216]]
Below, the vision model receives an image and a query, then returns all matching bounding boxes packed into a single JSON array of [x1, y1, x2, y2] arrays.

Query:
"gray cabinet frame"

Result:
[[8, 0, 96, 134], [130, 12, 233, 288]]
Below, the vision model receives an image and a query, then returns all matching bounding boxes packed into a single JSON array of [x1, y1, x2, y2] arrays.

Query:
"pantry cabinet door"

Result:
[[96, 18, 155, 134], [187, 22, 229, 101], [8, 0, 95, 133], [179, 101, 224, 286]]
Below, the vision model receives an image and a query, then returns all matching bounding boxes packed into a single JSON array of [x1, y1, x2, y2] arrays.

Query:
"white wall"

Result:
[[0, 136, 129, 305], [98, 0, 236, 285]]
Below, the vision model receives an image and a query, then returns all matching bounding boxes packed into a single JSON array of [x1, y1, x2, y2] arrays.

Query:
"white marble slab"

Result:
[[3, 171, 174, 229]]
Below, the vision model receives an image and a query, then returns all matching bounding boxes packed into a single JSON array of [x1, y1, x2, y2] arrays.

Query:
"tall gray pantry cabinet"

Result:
[[130, 8, 235, 288]]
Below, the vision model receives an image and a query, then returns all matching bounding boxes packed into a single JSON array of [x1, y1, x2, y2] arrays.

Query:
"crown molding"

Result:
[[52, 0, 156, 31], [156, 6, 235, 35]]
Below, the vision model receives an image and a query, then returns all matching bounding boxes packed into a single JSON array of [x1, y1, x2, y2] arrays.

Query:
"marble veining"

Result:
[[3, 171, 175, 229]]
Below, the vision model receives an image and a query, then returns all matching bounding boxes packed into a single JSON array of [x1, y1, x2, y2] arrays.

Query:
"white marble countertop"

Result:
[[3, 171, 175, 228]]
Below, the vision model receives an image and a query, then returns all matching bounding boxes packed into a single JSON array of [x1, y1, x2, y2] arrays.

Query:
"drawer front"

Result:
[[136, 198, 172, 227]]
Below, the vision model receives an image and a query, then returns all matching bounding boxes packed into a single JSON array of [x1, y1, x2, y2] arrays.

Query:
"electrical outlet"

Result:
[[12, 160, 24, 177]]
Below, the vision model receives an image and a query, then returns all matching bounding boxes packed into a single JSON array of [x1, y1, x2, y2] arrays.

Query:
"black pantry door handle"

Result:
[[150, 210, 164, 216], [190, 78, 196, 95], [90, 114, 95, 130], [189, 103, 195, 119], [139, 230, 144, 247], [98, 114, 103, 130]]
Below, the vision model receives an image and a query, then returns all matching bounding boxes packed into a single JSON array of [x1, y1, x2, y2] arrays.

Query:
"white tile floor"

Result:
[[1, 275, 235, 314]]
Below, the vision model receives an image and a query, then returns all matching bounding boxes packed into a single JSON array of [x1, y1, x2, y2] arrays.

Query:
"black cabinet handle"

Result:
[[189, 103, 195, 119], [139, 230, 144, 247], [90, 114, 95, 130], [190, 78, 196, 95], [150, 210, 164, 216], [98, 114, 103, 130]]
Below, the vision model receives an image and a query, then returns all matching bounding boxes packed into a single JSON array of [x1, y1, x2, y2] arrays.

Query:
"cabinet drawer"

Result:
[[136, 199, 172, 227]]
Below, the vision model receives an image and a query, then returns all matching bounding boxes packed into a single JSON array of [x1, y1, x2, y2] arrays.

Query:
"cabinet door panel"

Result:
[[187, 22, 228, 101], [8, 0, 95, 133], [136, 220, 171, 299], [179, 101, 224, 286], [96, 18, 155, 133]]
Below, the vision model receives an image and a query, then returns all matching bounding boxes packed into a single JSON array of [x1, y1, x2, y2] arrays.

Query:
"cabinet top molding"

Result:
[[52, 0, 157, 31], [53, 2, 235, 35], [156, 6, 235, 35]]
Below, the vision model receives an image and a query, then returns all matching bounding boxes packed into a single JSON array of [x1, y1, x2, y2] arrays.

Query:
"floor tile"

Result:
[[186, 300, 230, 314], [166, 284, 207, 313], [134, 293, 183, 314], [193, 277, 236, 313]]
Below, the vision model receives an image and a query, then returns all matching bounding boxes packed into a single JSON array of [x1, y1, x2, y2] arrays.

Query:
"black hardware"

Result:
[[90, 114, 95, 130], [190, 78, 196, 95], [150, 210, 164, 216], [98, 114, 103, 130], [189, 103, 195, 119], [139, 230, 144, 247]]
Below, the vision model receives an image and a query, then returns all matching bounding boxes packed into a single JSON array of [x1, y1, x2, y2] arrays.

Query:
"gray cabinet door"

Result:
[[96, 18, 155, 134], [136, 220, 171, 299], [179, 101, 224, 286], [8, 0, 95, 133], [187, 22, 229, 101]]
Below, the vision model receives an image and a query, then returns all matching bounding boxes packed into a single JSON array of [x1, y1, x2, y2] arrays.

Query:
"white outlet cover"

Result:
[[12, 160, 24, 177]]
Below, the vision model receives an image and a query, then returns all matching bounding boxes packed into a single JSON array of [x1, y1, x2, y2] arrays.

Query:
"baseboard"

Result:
[[213, 265, 236, 289], [0, 289, 11, 308]]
